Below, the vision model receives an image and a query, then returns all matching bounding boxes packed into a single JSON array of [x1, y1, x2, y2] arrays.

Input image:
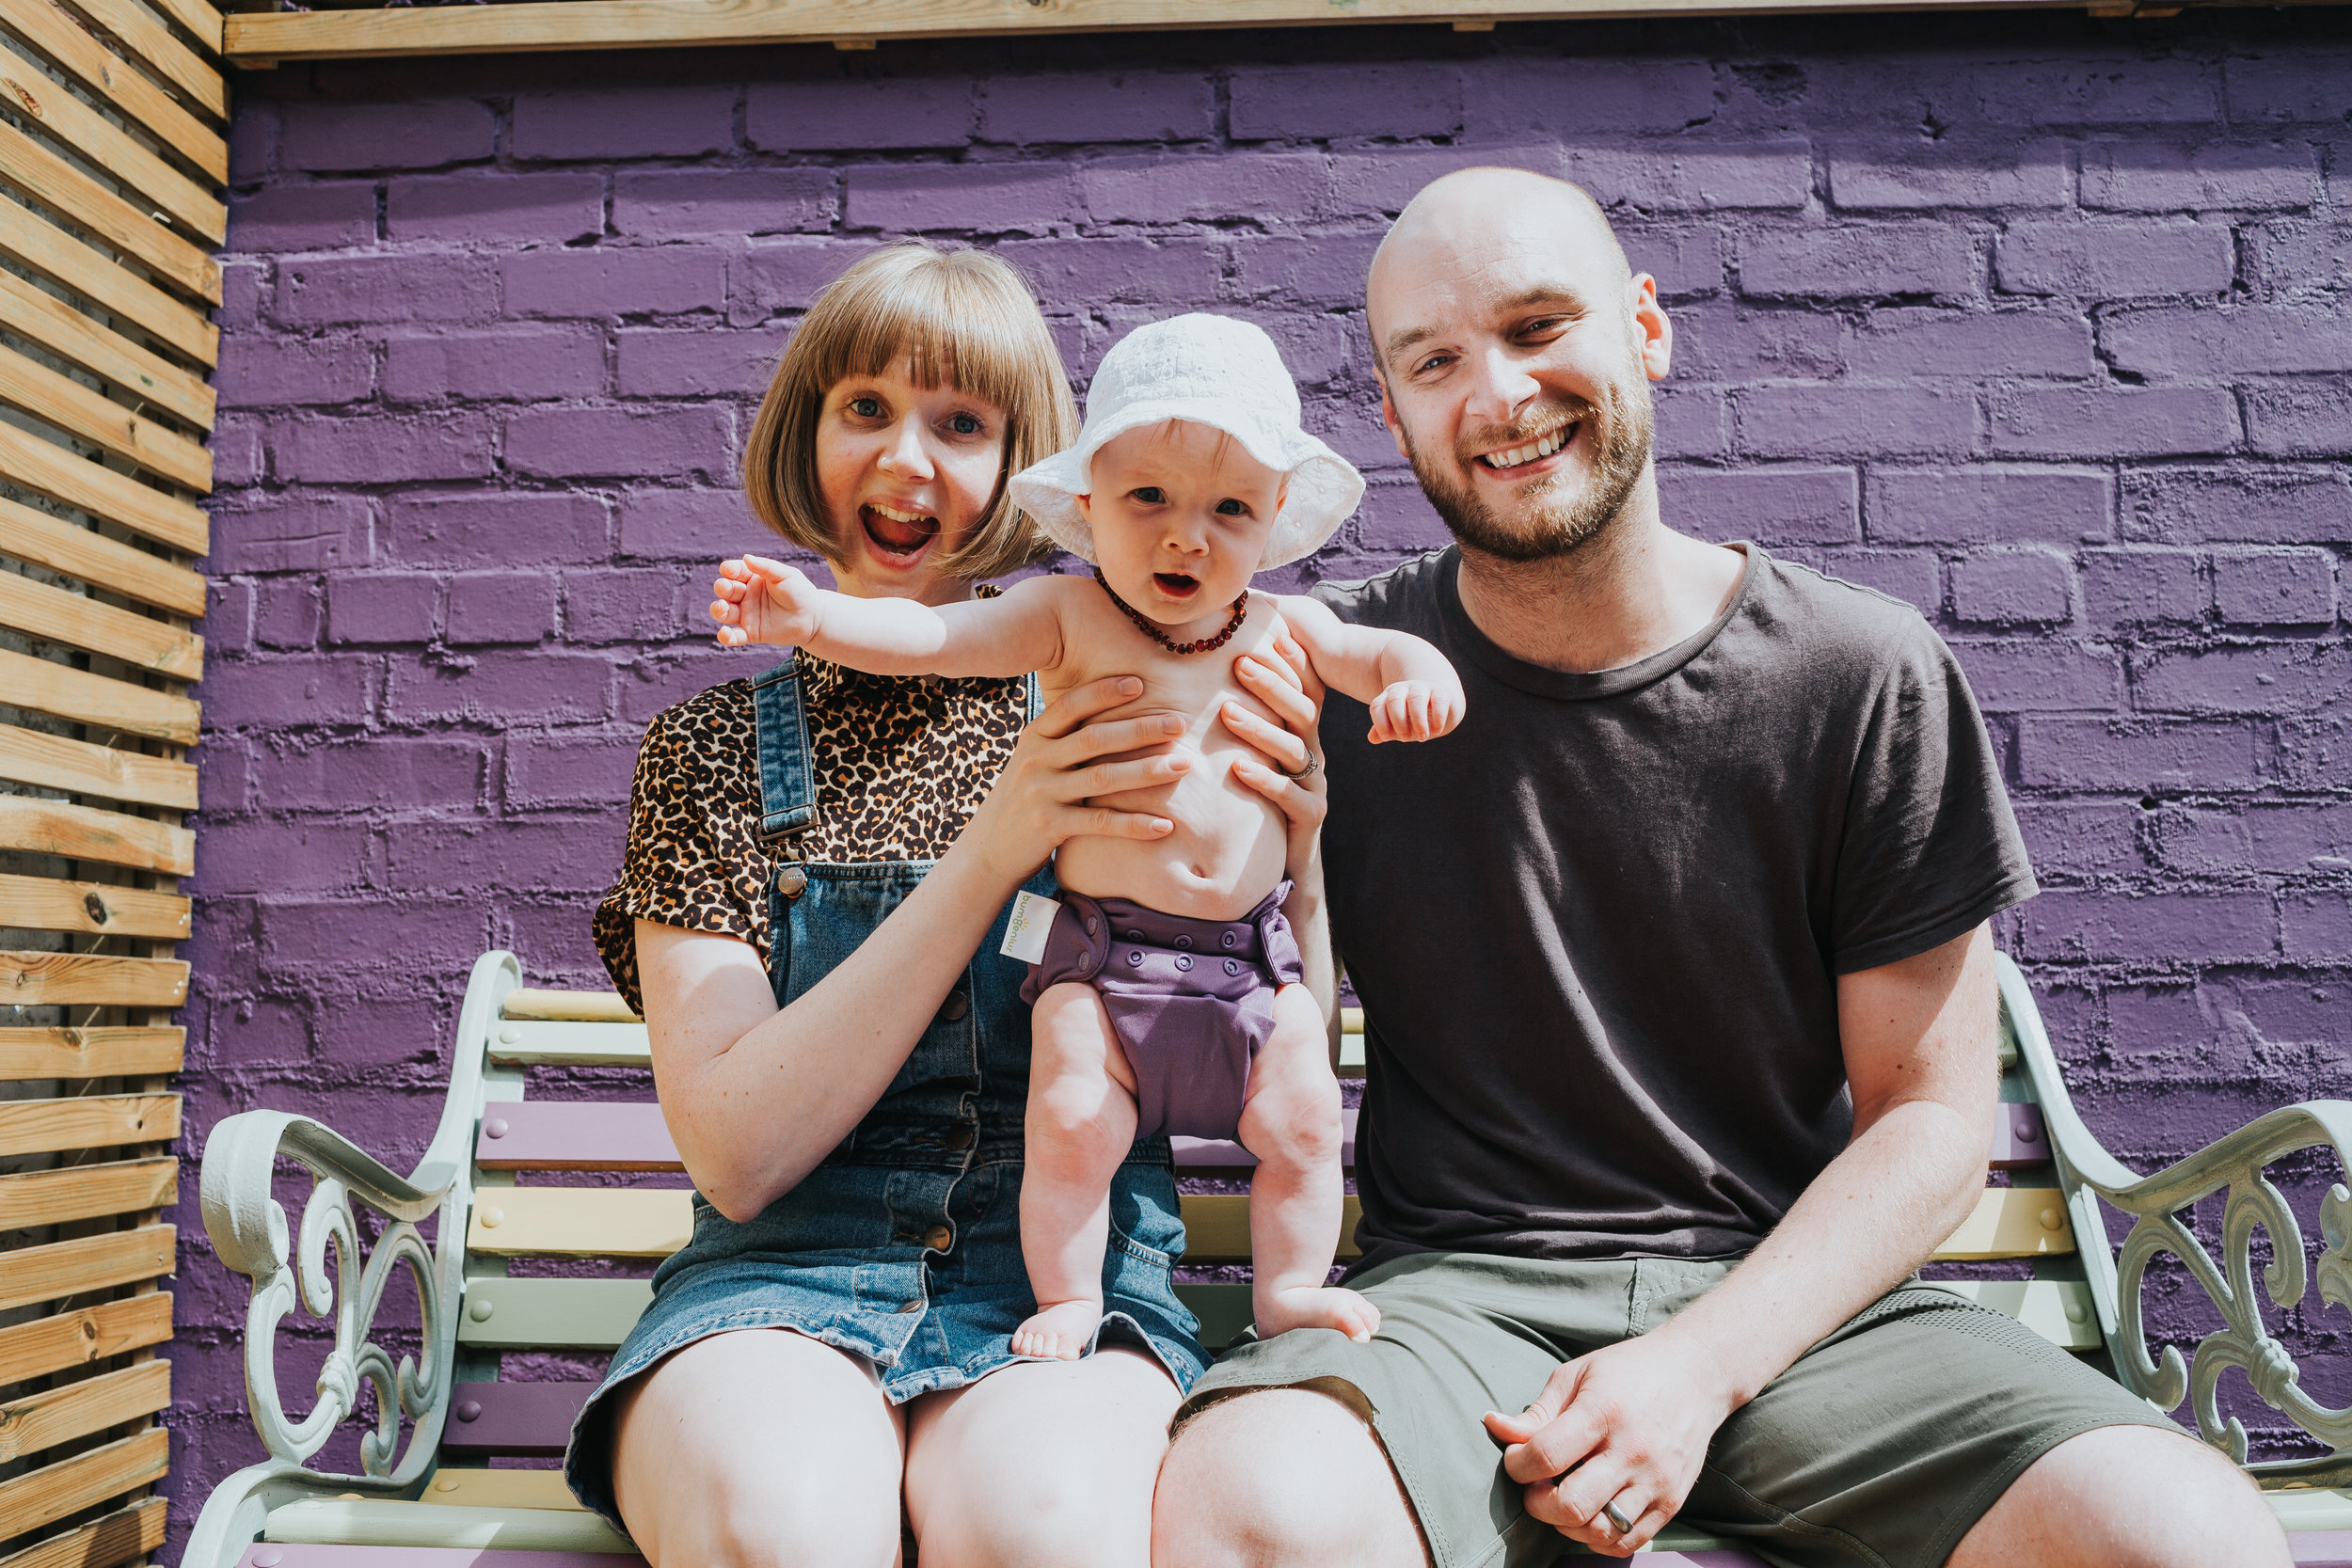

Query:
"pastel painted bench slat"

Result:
[[183, 950, 2352, 1568]]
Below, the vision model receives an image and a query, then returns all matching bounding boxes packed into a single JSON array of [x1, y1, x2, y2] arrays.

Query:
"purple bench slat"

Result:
[[2295, 1530, 2352, 1566], [476, 1103, 678, 1171], [240, 1549, 642, 1568], [1991, 1103, 2050, 1169], [440, 1381, 596, 1454], [1173, 1109, 1359, 1170]]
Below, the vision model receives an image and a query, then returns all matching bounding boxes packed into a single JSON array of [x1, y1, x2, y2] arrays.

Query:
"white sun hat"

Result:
[[1009, 313, 1364, 569]]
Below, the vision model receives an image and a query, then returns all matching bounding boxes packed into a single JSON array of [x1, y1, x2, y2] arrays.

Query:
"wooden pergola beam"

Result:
[[223, 0, 2215, 65]]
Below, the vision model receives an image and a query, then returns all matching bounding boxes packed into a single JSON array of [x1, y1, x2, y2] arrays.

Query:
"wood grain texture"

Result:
[[0, 266, 217, 429], [0, 121, 222, 304], [0, 1427, 167, 1539], [0, 1225, 175, 1313], [0, 873, 191, 939], [0, 1358, 170, 1465], [0, 724, 199, 812], [0, 1294, 172, 1385], [0, 1497, 167, 1568], [0, 492, 212, 618], [1, 2, 228, 181], [0, 341, 213, 493], [0, 54, 225, 241], [0, 418, 210, 555], [0, 950, 189, 1007], [0, 1092, 179, 1157], [453, 1277, 652, 1349], [465, 1188, 690, 1259], [0, 1155, 176, 1229], [0, 197, 218, 365], [137, 0, 230, 59], [53, 0, 229, 120], [0, 563, 206, 677], [0, 1025, 183, 1080], [0, 648, 202, 745], [0, 798, 196, 875]]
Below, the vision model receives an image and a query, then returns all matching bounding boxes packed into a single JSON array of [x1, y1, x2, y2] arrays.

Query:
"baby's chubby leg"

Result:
[[1239, 986, 1379, 1343], [1014, 982, 1141, 1362]]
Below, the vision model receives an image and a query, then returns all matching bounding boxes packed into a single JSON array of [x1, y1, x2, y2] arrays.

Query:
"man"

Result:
[[1150, 168, 2288, 1568]]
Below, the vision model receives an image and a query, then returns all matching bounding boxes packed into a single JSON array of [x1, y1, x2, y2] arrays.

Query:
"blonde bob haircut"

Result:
[[744, 243, 1078, 582]]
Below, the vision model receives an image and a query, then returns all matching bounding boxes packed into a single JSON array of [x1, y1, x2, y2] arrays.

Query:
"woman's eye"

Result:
[[1132, 487, 1165, 504], [848, 396, 882, 418], [1216, 499, 1248, 516], [946, 412, 984, 436]]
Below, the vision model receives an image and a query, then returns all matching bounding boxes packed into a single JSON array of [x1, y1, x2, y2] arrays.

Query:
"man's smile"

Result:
[[1475, 423, 1574, 472]]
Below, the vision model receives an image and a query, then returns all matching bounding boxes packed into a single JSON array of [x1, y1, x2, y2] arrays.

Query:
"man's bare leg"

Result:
[[611, 1328, 906, 1568], [1012, 980, 1139, 1359], [1949, 1425, 2291, 1568], [1152, 1387, 1428, 1568], [1240, 985, 1378, 1339]]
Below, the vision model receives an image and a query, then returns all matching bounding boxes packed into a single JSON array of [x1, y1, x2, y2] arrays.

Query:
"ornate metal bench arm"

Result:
[[200, 1108, 464, 1482], [1997, 956, 2352, 1487]]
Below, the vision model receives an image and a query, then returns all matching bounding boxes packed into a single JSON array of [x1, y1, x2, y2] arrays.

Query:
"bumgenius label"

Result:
[[999, 890, 1061, 965]]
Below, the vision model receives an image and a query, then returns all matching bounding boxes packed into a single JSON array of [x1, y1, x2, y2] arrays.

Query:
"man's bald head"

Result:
[[1368, 168, 1632, 373]]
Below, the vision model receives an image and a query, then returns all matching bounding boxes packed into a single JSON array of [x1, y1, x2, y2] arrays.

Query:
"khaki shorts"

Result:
[[1179, 1252, 2182, 1568]]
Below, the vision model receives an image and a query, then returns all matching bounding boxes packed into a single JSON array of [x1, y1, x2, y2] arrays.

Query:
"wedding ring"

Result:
[[1279, 754, 1320, 781], [1602, 1499, 1636, 1535]]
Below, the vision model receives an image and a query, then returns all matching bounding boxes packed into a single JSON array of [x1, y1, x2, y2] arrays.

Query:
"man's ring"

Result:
[[1279, 754, 1320, 781], [1602, 1499, 1636, 1535]]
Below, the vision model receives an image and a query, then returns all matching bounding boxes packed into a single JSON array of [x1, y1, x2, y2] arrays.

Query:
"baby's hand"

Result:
[[1367, 680, 1462, 744], [710, 555, 823, 648]]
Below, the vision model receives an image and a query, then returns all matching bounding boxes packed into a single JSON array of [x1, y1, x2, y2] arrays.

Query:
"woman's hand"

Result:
[[963, 675, 1189, 888], [1222, 628, 1327, 884]]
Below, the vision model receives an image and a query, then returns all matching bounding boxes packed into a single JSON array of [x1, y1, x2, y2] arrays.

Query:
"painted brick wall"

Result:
[[174, 15, 2350, 1549]]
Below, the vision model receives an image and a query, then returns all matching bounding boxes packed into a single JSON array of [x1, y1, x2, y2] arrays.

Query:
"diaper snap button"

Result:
[[1221, 930, 1239, 949], [1126, 950, 1144, 967], [1086, 916, 1099, 936], [1124, 929, 1145, 942], [1225, 959, 1240, 976], [1173, 934, 1193, 950], [1175, 955, 1192, 972]]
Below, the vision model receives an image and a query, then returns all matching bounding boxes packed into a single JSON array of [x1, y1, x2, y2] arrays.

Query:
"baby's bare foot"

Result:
[[1256, 1285, 1381, 1342], [1010, 1299, 1101, 1361]]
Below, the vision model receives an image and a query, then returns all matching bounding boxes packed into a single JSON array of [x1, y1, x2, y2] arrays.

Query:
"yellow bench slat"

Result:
[[420, 1469, 585, 1511], [467, 1188, 691, 1258], [1938, 1186, 2074, 1260]]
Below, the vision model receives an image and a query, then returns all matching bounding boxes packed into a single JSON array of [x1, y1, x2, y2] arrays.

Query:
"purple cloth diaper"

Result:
[[1020, 882, 1304, 1141]]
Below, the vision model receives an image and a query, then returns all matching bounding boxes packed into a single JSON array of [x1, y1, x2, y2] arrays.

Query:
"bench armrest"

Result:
[[1997, 954, 2352, 1488]]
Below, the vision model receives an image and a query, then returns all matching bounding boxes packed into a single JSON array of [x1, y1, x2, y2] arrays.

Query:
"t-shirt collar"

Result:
[[1436, 541, 1762, 702]]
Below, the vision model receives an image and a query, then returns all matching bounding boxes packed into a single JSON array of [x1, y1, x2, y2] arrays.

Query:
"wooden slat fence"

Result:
[[0, 0, 225, 1562]]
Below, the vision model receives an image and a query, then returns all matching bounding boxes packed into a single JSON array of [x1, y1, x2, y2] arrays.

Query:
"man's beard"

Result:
[[1402, 381, 1654, 564]]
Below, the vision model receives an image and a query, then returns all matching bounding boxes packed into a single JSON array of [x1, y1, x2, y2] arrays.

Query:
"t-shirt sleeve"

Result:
[[590, 701, 769, 1014], [1828, 623, 2038, 975]]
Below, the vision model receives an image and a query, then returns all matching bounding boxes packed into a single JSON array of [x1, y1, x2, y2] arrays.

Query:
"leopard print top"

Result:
[[593, 644, 1029, 1012]]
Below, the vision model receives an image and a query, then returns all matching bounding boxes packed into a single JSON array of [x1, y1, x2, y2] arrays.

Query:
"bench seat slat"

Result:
[[484, 1020, 1369, 1076], [442, 1383, 593, 1455], [455, 1279, 652, 1350], [264, 1500, 626, 1556], [421, 1472, 584, 1512], [239, 1549, 641, 1568], [2291, 1531, 2352, 1566]]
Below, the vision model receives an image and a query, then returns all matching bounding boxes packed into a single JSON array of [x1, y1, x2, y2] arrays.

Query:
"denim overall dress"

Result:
[[564, 657, 1209, 1528]]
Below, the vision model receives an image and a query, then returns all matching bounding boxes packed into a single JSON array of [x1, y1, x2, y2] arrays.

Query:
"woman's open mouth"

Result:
[[1152, 572, 1201, 598], [862, 501, 939, 559], [1476, 422, 1575, 472]]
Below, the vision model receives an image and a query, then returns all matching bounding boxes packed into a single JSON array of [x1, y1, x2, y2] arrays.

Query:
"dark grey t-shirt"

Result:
[[1315, 544, 2036, 1269]]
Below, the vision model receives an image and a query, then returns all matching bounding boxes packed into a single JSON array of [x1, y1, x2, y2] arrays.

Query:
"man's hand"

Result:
[[710, 555, 824, 648], [1483, 1329, 1738, 1557]]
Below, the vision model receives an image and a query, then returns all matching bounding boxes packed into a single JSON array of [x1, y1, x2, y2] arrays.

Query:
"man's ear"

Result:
[[1375, 371, 1412, 464], [1629, 274, 1672, 382]]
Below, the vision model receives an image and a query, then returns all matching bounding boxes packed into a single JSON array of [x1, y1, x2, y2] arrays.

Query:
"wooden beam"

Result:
[[0, 1359, 170, 1465], [52, 0, 229, 122], [0, 408, 210, 556], [0, 873, 191, 939], [0, 648, 202, 746], [0, 341, 213, 493], [0, 950, 189, 1007], [0, 1227, 176, 1313], [0, 1295, 173, 1386], [0, 197, 218, 368], [0, 1093, 179, 1158], [0, 48, 227, 244], [0, 266, 216, 430], [0, 1026, 183, 1081], [0, 493, 212, 619], [0, 1497, 167, 1568], [0, 798, 196, 876], [224, 0, 2107, 60], [0, 1156, 177, 1231], [0, 122, 222, 305], [0, 1427, 168, 1538], [0, 725, 199, 813], [2, 5, 228, 181], [137, 0, 230, 60], [0, 561, 205, 678]]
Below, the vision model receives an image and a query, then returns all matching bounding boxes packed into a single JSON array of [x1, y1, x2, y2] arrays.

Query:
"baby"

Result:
[[709, 314, 1466, 1357]]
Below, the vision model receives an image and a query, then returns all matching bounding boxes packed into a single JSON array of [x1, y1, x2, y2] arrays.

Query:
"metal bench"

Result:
[[184, 948, 2352, 1567]]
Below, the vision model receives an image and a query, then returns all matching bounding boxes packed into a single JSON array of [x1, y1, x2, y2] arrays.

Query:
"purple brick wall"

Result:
[[176, 15, 2351, 1552]]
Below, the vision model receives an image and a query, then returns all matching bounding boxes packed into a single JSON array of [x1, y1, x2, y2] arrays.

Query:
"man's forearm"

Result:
[[1646, 1094, 1987, 1410]]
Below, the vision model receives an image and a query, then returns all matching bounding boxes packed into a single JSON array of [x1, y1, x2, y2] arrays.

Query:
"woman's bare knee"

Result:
[[1953, 1425, 2288, 1568], [1153, 1387, 1425, 1568]]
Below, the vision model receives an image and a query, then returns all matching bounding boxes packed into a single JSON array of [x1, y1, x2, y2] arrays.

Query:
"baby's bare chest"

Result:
[[1048, 603, 1287, 740]]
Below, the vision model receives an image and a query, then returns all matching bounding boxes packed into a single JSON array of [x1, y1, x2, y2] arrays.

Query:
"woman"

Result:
[[563, 244, 1332, 1567]]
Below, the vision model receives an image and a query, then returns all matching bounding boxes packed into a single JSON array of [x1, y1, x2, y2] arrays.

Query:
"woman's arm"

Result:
[[710, 557, 1065, 679], [644, 675, 1191, 1220]]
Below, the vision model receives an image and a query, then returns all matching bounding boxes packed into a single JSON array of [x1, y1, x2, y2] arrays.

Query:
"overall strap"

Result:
[[1025, 672, 1041, 725], [751, 657, 818, 842]]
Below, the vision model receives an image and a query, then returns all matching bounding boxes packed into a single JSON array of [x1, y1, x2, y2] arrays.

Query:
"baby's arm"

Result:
[[711, 556, 1063, 680], [1278, 594, 1466, 744]]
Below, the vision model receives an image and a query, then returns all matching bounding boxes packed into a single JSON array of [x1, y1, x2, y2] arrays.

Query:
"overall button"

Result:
[[925, 1225, 953, 1252], [776, 864, 808, 898], [937, 990, 970, 1023], [1174, 955, 1192, 972], [938, 1124, 975, 1150]]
